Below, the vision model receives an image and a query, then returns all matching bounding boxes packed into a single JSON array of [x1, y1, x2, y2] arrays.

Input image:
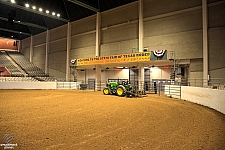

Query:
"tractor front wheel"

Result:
[[116, 85, 126, 96], [103, 87, 110, 95]]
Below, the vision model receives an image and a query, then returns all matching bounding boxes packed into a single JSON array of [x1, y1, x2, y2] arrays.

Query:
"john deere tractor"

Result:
[[103, 79, 146, 97]]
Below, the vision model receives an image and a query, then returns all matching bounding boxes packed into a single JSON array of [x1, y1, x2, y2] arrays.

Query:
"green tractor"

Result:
[[103, 79, 146, 97]]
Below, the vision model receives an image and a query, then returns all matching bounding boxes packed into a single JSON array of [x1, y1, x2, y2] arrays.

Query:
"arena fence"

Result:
[[187, 78, 225, 90], [77, 80, 182, 98], [56, 82, 79, 90]]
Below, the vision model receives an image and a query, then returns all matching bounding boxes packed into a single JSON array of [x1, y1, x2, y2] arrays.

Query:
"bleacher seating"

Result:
[[0, 50, 66, 82], [0, 51, 25, 77], [6, 51, 47, 77]]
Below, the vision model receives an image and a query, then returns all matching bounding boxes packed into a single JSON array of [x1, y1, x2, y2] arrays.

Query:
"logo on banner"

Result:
[[153, 50, 167, 57], [71, 59, 76, 65]]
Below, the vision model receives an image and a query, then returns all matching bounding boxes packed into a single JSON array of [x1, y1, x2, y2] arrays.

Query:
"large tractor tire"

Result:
[[103, 87, 111, 95], [116, 85, 126, 96]]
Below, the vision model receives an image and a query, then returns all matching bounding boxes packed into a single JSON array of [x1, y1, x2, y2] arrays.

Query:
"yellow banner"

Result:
[[76, 52, 151, 66]]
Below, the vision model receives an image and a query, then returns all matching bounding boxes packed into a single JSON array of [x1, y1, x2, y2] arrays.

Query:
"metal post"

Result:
[[180, 85, 181, 99], [169, 84, 170, 96], [94, 80, 96, 92]]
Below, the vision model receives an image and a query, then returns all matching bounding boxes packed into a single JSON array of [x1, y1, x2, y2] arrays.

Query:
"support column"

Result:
[[95, 65, 101, 91], [17, 40, 21, 52], [202, 0, 208, 86], [29, 36, 33, 62], [96, 12, 101, 56], [139, 0, 143, 52], [66, 22, 71, 82], [45, 30, 49, 74], [138, 64, 145, 91]]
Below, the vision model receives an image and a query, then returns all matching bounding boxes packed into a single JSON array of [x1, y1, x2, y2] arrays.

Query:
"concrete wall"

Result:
[[150, 67, 170, 80], [19, 0, 225, 81], [0, 81, 56, 89], [70, 15, 96, 60], [0, 38, 18, 50], [182, 86, 225, 114], [0, 81, 79, 89], [100, 2, 138, 55], [208, 2, 225, 78], [48, 24, 67, 78], [21, 37, 30, 60], [165, 85, 225, 114], [143, 0, 201, 18], [33, 32, 46, 71], [33, 45, 46, 71]]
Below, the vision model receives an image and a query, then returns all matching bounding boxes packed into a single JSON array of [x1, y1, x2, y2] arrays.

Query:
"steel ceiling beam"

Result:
[[0, 17, 48, 30], [67, 0, 99, 12], [0, 1, 69, 22], [0, 28, 32, 36]]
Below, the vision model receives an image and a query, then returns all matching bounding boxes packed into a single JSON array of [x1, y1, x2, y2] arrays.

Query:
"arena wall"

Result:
[[181, 86, 225, 114], [100, 2, 138, 55], [165, 85, 225, 114], [48, 24, 68, 78], [20, 37, 30, 60], [19, 0, 225, 81], [0, 82, 56, 89], [0, 82, 79, 90], [33, 45, 46, 71], [208, 1, 225, 78]]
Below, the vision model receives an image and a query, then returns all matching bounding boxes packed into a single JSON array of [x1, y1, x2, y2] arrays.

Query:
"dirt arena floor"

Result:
[[0, 90, 225, 150]]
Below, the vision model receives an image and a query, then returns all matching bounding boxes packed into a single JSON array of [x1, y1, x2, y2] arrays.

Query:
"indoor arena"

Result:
[[0, 0, 225, 149]]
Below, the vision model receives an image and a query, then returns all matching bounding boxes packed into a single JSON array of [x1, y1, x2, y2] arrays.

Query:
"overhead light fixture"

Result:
[[32, 6, 36, 10], [25, 3, 29, 8], [57, 13, 60, 17], [11, 0, 15, 3], [11, 36, 13, 37], [19, 32, 22, 33], [17, 20, 20, 22], [52, 12, 55, 16], [46, 10, 49, 13], [39, 8, 43, 12]]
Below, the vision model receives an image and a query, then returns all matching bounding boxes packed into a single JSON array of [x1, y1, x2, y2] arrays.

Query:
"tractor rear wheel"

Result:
[[103, 87, 110, 95], [116, 85, 126, 96]]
